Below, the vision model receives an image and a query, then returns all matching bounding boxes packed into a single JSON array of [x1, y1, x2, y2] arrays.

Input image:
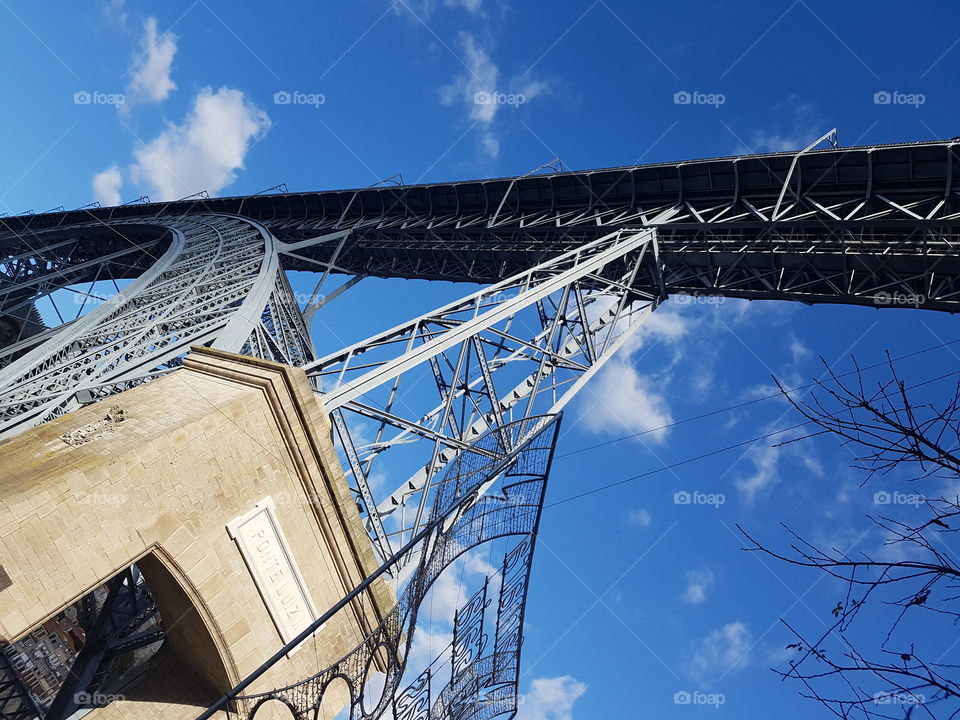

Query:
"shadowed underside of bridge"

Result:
[[2, 138, 959, 542], [1, 138, 959, 720], [4, 139, 959, 311], [2, 138, 958, 524]]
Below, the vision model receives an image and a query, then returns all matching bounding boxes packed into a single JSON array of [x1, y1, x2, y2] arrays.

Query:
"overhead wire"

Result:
[[547, 366, 960, 509], [556, 338, 960, 459]]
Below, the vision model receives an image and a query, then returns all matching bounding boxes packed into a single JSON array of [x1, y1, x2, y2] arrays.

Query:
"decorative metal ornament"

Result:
[[235, 414, 559, 720]]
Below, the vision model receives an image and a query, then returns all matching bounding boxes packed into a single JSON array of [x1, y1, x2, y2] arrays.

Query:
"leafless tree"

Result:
[[740, 354, 960, 719]]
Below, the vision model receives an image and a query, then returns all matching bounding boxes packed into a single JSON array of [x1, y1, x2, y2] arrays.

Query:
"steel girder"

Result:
[[0, 649, 41, 720], [0, 225, 166, 366], [301, 221, 669, 565], [0, 139, 958, 556], [6, 140, 956, 308], [0, 215, 312, 438], [45, 566, 162, 720]]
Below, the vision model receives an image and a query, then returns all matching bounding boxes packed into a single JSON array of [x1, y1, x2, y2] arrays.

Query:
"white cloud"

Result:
[[628, 508, 652, 527], [439, 32, 550, 159], [735, 443, 781, 502], [689, 621, 752, 682], [681, 568, 715, 605], [638, 309, 689, 343], [515, 78, 551, 102], [480, 132, 500, 159], [748, 131, 808, 153], [441, 32, 500, 124], [516, 676, 588, 720], [92, 165, 123, 206], [444, 0, 483, 11], [579, 309, 690, 444], [395, 0, 484, 18], [789, 336, 811, 364], [738, 95, 825, 153], [406, 626, 453, 674], [129, 86, 270, 200], [581, 356, 673, 442], [735, 424, 823, 503], [420, 548, 496, 627], [128, 17, 177, 104], [101, 0, 128, 27]]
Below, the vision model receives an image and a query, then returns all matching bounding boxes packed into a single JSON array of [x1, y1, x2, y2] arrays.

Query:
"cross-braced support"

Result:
[[0, 215, 311, 437], [302, 222, 670, 565], [0, 138, 959, 720], [201, 414, 560, 720]]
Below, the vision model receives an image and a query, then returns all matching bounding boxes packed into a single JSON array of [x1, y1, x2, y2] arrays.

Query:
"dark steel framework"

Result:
[[0, 564, 163, 720], [4, 139, 958, 306], [1, 138, 958, 719]]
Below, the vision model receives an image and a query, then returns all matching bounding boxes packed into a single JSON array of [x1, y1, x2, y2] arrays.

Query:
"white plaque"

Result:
[[226, 497, 319, 645]]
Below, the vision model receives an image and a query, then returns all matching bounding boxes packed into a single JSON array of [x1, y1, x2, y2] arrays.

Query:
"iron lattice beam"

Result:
[[303, 223, 669, 563], [0, 137, 958, 720], [1, 138, 959, 549]]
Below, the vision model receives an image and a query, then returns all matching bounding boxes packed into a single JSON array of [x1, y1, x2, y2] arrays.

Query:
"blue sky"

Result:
[[3, 1, 960, 718]]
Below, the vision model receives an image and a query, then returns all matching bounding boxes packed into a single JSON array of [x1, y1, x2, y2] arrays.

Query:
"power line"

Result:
[[557, 337, 960, 459], [547, 368, 960, 509]]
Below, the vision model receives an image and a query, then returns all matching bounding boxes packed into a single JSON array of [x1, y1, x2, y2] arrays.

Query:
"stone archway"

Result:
[[84, 550, 237, 719]]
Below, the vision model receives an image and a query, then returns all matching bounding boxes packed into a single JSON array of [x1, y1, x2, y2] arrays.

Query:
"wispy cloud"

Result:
[[734, 430, 823, 503], [789, 335, 812, 365], [688, 621, 752, 682], [128, 17, 178, 104], [579, 309, 689, 443], [100, 0, 129, 27], [516, 675, 588, 720], [440, 32, 550, 159], [681, 567, 715, 605], [735, 95, 826, 153], [395, 0, 485, 19], [92, 164, 122, 206], [129, 86, 270, 200], [628, 508, 652, 527]]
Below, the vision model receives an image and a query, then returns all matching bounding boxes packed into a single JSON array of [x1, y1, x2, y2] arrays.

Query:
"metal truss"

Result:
[[0, 649, 42, 720], [0, 224, 165, 368], [262, 147, 960, 311], [45, 565, 163, 720], [1, 563, 162, 720], [1, 139, 959, 551], [0, 215, 312, 437], [301, 221, 668, 566], [210, 414, 559, 720], [0, 137, 958, 718]]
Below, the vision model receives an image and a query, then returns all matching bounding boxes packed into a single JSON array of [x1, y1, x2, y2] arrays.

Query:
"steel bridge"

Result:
[[3, 136, 960, 543], [1, 136, 958, 719]]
